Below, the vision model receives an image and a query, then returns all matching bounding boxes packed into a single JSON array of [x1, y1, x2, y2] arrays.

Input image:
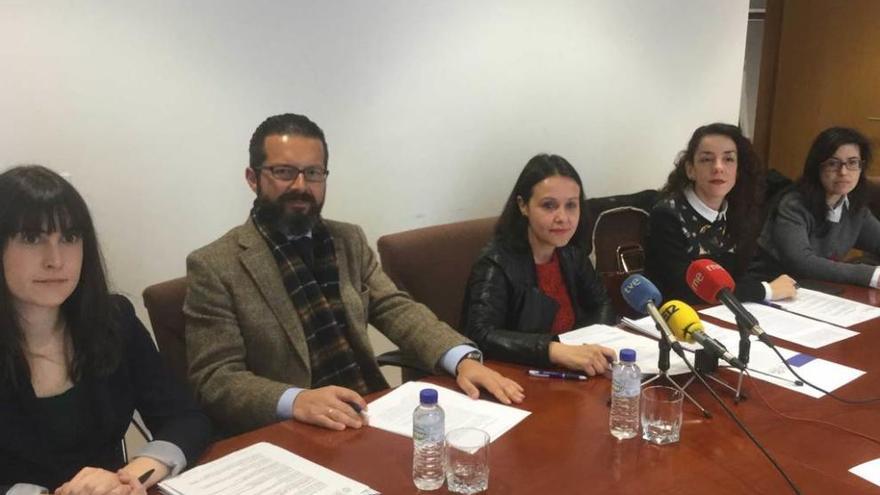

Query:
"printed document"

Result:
[[619, 317, 744, 352], [616, 318, 863, 398], [560, 323, 691, 375], [158, 442, 378, 495], [772, 288, 880, 328], [366, 381, 530, 442], [700, 303, 857, 348], [736, 342, 864, 398]]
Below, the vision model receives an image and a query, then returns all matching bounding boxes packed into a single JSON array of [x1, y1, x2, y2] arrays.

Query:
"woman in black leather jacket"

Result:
[[461, 154, 616, 375]]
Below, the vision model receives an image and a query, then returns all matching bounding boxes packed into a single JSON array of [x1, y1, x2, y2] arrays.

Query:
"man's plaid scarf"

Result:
[[251, 205, 384, 395]]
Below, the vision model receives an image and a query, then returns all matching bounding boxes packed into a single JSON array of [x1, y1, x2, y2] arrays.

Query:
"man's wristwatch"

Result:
[[456, 350, 483, 373]]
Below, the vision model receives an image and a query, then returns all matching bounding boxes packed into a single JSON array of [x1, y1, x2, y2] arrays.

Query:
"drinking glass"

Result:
[[640, 385, 683, 445], [445, 427, 490, 494]]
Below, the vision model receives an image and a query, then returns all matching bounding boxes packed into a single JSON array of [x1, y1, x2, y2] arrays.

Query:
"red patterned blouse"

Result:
[[535, 250, 575, 334]]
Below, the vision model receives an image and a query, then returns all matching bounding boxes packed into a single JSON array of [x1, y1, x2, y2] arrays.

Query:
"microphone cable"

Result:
[[763, 341, 880, 404], [671, 346, 802, 494], [746, 370, 880, 447]]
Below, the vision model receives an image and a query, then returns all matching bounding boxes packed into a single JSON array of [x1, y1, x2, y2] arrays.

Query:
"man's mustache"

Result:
[[278, 191, 317, 207]]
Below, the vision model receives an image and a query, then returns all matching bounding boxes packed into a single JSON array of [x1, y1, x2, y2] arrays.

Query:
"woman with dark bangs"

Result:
[[645, 123, 797, 304], [0, 166, 211, 495], [753, 127, 880, 286]]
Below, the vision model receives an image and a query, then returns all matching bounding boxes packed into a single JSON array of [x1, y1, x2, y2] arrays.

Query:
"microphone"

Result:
[[620, 274, 684, 356], [659, 299, 746, 370], [686, 259, 771, 344]]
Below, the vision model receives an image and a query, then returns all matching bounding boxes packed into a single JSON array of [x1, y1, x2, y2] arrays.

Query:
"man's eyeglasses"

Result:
[[821, 158, 864, 172], [257, 165, 329, 183]]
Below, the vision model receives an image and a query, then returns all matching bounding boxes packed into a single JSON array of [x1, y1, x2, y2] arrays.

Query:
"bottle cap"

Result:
[[619, 348, 637, 363], [419, 388, 438, 405]]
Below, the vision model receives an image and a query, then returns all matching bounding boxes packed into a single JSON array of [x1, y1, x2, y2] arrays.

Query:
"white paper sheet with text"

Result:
[[773, 288, 880, 328], [559, 323, 691, 375], [158, 442, 377, 495], [366, 381, 530, 442], [700, 303, 857, 348], [733, 342, 864, 398], [620, 317, 747, 353]]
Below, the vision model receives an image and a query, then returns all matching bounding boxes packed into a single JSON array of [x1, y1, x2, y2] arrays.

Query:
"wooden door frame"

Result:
[[752, 0, 784, 168]]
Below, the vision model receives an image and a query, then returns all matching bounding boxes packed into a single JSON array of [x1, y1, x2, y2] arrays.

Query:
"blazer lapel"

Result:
[[329, 223, 370, 351], [236, 220, 311, 370]]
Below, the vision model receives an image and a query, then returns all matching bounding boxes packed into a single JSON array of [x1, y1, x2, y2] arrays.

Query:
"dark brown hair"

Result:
[[660, 123, 766, 263]]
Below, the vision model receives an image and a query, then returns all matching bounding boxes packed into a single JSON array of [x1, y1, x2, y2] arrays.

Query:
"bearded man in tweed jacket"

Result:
[[185, 113, 524, 435]]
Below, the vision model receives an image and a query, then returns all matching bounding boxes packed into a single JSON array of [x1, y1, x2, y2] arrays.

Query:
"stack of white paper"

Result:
[[773, 288, 880, 327], [620, 317, 865, 398], [159, 442, 378, 495], [560, 323, 692, 375], [365, 381, 530, 442], [700, 303, 857, 348], [734, 342, 864, 398]]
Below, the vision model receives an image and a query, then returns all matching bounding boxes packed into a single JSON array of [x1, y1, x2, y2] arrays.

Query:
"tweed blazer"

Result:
[[184, 218, 469, 434]]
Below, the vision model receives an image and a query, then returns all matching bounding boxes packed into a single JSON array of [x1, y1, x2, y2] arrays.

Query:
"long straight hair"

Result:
[[0, 165, 120, 388]]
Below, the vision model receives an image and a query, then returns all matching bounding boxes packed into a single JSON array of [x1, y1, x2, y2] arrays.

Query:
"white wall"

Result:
[[0, 1, 749, 347]]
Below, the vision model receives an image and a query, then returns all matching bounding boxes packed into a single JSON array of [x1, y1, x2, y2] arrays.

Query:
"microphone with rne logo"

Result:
[[686, 259, 771, 345], [659, 299, 746, 370]]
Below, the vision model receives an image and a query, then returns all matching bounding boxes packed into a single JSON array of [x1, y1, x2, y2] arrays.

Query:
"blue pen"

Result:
[[761, 300, 783, 310], [345, 401, 364, 414], [528, 369, 588, 381]]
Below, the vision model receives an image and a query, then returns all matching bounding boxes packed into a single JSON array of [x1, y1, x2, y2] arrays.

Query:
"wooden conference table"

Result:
[[192, 285, 880, 494]]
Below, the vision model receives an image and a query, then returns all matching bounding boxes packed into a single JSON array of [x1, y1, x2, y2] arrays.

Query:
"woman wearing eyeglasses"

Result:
[[645, 123, 797, 304], [752, 127, 880, 287], [0, 166, 211, 495], [461, 154, 616, 377]]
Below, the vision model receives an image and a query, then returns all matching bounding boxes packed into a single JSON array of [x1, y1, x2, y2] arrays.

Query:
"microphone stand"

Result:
[[642, 322, 711, 418], [682, 322, 748, 403], [732, 315, 751, 402]]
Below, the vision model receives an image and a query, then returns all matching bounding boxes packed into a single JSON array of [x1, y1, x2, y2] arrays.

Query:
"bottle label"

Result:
[[413, 423, 443, 443], [612, 368, 641, 397]]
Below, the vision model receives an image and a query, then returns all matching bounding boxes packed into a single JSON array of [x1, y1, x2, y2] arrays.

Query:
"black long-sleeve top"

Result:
[[0, 295, 212, 492], [645, 192, 767, 304], [461, 240, 616, 367]]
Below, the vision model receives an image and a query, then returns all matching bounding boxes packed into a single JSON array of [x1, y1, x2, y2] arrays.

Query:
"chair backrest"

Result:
[[589, 200, 653, 318], [377, 217, 497, 329], [142, 277, 189, 383], [591, 206, 651, 274]]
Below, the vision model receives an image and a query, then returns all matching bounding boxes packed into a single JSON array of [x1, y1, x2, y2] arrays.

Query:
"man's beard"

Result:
[[254, 190, 323, 237]]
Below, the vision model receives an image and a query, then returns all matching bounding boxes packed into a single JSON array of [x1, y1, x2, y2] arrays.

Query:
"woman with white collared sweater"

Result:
[[645, 123, 797, 305], [753, 127, 880, 287]]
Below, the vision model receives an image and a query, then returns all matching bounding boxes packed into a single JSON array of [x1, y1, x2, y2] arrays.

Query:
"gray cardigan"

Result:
[[755, 190, 880, 286]]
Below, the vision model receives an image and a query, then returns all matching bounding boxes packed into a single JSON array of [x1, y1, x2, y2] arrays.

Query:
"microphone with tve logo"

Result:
[[620, 274, 684, 357], [686, 259, 772, 345], [659, 299, 746, 371]]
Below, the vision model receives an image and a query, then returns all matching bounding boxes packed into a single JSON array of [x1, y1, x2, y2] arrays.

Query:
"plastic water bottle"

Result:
[[413, 388, 445, 490], [610, 348, 641, 439]]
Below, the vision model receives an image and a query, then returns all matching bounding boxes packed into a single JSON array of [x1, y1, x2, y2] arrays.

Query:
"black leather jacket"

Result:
[[461, 240, 616, 367]]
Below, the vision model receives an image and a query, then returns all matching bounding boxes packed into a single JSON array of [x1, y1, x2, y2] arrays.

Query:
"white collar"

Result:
[[826, 195, 849, 223], [684, 186, 727, 222]]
